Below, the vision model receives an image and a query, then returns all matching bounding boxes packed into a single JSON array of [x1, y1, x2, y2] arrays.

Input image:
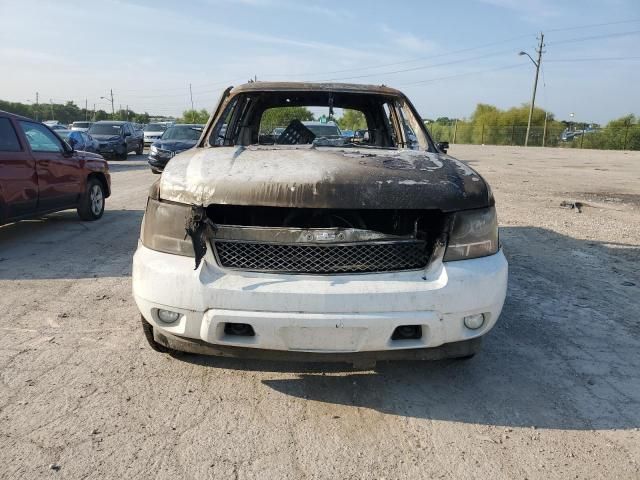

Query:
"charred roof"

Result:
[[230, 82, 405, 96]]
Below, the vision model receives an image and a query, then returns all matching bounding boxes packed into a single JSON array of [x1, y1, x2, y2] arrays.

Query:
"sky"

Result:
[[1, 0, 639, 124]]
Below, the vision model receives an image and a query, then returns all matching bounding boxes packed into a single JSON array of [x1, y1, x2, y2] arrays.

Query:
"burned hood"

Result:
[[159, 145, 490, 211]]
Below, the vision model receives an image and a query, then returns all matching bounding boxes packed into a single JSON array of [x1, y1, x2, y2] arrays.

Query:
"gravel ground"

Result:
[[0, 145, 638, 479]]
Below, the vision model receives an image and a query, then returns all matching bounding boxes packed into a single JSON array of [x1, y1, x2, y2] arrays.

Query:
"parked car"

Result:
[[71, 121, 94, 132], [133, 82, 507, 366], [88, 121, 144, 160], [301, 121, 342, 138], [143, 123, 168, 146], [59, 130, 100, 154], [341, 129, 354, 140], [352, 129, 368, 142], [148, 123, 203, 173], [0, 110, 111, 224], [49, 124, 68, 132], [52, 128, 72, 139]]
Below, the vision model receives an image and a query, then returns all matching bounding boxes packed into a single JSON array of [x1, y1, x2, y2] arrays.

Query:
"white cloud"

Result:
[[204, 0, 354, 19], [381, 25, 438, 54]]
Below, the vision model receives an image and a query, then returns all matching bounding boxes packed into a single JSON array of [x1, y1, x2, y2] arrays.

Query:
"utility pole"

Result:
[[35, 92, 39, 121], [520, 32, 544, 147], [101, 90, 115, 118], [85, 98, 88, 121], [542, 110, 548, 147], [126, 104, 129, 121], [119, 104, 122, 120], [189, 83, 195, 122], [93, 103, 96, 122], [452, 118, 458, 144], [49, 99, 54, 120]]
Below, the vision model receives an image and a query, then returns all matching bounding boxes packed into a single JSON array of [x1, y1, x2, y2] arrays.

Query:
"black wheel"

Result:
[[135, 140, 144, 155], [140, 315, 171, 353], [118, 143, 128, 160], [150, 168, 162, 174], [77, 178, 105, 221]]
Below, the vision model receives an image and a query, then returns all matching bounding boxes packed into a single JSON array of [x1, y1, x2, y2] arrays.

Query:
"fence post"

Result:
[[452, 119, 458, 144], [481, 124, 485, 144], [511, 124, 515, 145], [623, 125, 629, 150], [580, 130, 584, 149]]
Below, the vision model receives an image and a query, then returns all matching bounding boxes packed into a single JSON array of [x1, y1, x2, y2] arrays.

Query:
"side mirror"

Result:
[[62, 140, 74, 156], [124, 131, 131, 137], [68, 136, 78, 147], [437, 141, 449, 153]]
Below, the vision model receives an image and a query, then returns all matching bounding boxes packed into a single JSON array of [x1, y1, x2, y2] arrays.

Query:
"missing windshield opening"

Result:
[[209, 90, 431, 150]]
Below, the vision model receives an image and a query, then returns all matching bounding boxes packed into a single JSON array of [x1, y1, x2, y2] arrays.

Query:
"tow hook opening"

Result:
[[391, 325, 423, 340], [224, 322, 256, 337]]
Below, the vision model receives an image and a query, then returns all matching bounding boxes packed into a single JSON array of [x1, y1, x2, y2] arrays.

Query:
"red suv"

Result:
[[0, 111, 111, 225]]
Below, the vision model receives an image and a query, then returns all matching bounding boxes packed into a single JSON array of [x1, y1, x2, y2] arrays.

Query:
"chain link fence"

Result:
[[428, 123, 640, 150]]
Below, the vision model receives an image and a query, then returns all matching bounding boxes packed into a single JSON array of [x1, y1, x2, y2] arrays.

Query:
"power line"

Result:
[[546, 18, 640, 33], [398, 63, 528, 86], [313, 48, 517, 83], [85, 20, 640, 98], [265, 34, 535, 79], [266, 19, 640, 80], [547, 29, 640, 45], [546, 56, 640, 62]]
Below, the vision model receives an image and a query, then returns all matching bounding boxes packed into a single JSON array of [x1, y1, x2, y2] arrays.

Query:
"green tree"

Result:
[[179, 109, 210, 124], [259, 107, 314, 133], [571, 114, 640, 150], [336, 109, 366, 130], [133, 112, 150, 124], [260, 107, 313, 134]]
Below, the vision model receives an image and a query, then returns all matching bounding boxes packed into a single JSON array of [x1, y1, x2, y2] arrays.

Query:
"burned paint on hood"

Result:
[[159, 145, 491, 211]]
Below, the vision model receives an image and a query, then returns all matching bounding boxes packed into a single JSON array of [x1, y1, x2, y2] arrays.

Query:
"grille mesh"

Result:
[[214, 241, 428, 274]]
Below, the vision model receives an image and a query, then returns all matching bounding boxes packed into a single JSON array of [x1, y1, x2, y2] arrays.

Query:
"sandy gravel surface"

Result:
[[0, 146, 638, 479]]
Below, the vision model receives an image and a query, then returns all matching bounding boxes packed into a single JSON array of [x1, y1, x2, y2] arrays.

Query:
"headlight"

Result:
[[140, 198, 194, 257], [149, 145, 158, 154], [443, 207, 499, 261]]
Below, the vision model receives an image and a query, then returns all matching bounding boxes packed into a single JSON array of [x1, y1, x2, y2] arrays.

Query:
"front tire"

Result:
[[118, 144, 128, 160], [77, 178, 105, 221], [135, 140, 144, 155]]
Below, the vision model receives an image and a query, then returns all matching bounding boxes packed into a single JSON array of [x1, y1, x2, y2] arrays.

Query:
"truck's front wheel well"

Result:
[[88, 173, 110, 198]]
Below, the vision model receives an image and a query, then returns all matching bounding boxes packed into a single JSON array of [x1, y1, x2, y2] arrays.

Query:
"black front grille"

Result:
[[213, 240, 428, 274]]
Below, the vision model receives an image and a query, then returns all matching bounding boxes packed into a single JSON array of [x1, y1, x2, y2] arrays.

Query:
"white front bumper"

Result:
[[132, 243, 508, 353]]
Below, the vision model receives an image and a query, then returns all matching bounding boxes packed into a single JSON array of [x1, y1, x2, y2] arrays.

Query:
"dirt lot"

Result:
[[1, 145, 638, 479]]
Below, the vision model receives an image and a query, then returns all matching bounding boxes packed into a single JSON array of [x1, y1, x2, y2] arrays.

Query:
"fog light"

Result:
[[157, 309, 180, 324], [463, 313, 485, 330]]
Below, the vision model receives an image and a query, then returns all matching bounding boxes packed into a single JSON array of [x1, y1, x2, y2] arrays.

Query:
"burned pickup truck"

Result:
[[132, 82, 508, 365]]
